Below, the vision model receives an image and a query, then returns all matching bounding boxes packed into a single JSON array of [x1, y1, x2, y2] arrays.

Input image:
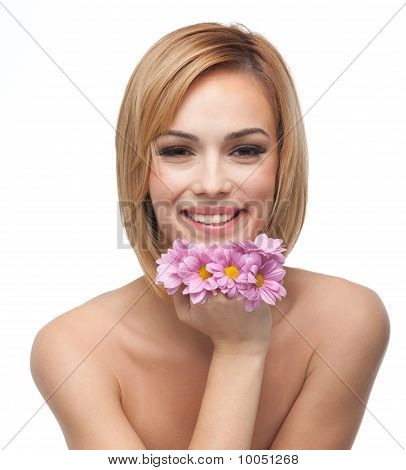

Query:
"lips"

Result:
[[181, 208, 243, 219], [182, 208, 244, 223], [180, 208, 248, 233], [179, 206, 244, 216]]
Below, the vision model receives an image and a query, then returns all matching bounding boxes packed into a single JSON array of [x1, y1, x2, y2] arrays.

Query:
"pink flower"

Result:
[[205, 248, 249, 299], [178, 243, 219, 304], [223, 233, 286, 264], [155, 235, 288, 312], [238, 252, 287, 312], [155, 238, 190, 294]]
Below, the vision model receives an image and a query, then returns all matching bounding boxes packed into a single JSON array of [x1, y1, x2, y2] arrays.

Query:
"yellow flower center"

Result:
[[225, 265, 239, 279], [199, 265, 212, 280], [256, 273, 264, 287]]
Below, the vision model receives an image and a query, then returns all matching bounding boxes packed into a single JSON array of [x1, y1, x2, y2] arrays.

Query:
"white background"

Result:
[[0, 0, 405, 453]]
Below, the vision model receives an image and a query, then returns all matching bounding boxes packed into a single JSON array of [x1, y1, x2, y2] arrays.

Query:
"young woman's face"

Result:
[[149, 69, 279, 249]]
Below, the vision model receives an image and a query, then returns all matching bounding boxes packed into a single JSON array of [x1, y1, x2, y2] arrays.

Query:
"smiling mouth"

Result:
[[180, 209, 247, 226]]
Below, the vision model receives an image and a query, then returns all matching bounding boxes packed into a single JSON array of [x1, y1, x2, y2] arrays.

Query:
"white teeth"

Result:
[[210, 215, 225, 223], [187, 212, 237, 224]]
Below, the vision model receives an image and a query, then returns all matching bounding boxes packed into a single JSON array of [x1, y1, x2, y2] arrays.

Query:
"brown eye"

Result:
[[158, 146, 266, 159], [159, 147, 192, 157], [232, 146, 266, 158]]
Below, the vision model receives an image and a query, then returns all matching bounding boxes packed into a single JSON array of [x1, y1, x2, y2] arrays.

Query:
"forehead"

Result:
[[168, 70, 276, 135]]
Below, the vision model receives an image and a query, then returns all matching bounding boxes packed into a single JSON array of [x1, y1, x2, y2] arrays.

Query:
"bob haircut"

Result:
[[115, 21, 308, 302]]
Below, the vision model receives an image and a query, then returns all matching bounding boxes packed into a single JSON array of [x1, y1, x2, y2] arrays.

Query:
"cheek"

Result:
[[148, 165, 177, 204], [241, 167, 278, 220], [148, 174, 170, 226], [148, 172, 164, 201], [149, 164, 186, 199], [148, 168, 184, 238], [246, 184, 274, 221]]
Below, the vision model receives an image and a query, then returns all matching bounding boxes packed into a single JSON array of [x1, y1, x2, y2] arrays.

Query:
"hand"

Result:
[[171, 289, 273, 356]]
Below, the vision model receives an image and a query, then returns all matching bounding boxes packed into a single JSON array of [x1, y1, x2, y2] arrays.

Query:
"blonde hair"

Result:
[[115, 21, 308, 301]]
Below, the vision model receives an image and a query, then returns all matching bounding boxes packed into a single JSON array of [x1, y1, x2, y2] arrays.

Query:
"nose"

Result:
[[190, 152, 233, 197]]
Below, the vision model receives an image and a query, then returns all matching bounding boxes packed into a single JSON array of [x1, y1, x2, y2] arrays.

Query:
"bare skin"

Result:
[[112, 266, 310, 449], [30, 265, 390, 449], [30, 65, 390, 449]]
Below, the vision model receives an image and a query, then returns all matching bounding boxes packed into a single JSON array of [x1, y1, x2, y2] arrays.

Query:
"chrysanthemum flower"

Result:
[[178, 243, 219, 304], [205, 248, 250, 299], [223, 233, 286, 264], [238, 252, 287, 312], [155, 238, 190, 294]]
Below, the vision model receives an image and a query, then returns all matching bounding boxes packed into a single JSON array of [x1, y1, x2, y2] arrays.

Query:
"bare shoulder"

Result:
[[30, 277, 148, 449], [288, 265, 390, 327], [269, 266, 391, 449], [286, 265, 390, 366], [33, 275, 146, 337], [30, 276, 148, 365], [29, 283, 128, 406]]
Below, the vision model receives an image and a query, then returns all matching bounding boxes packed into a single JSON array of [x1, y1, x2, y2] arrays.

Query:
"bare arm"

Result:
[[30, 319, 148, 450], [171, 285, 273, 450], [188, 348, 267, 450], [269, 285, 390, 449], [31, 319, 267, 450]]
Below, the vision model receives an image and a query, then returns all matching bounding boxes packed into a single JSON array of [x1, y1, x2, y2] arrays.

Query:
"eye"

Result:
[[158, 146, 266, 159], [232, 146, 266, 158], [158, 147, 192, 157]]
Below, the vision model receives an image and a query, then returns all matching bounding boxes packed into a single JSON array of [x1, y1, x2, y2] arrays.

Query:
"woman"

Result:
[[30, 21, 390, 450]]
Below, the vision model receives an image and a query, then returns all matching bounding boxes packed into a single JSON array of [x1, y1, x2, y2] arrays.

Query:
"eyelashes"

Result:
[[157, 145, 267, 159]]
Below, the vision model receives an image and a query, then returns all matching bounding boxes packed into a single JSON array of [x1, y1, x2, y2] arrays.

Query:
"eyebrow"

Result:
[[155, 127, 270, 142]]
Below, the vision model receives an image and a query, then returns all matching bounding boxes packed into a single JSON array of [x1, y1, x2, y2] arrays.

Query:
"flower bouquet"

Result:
[[155, 234, 287, 312]]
